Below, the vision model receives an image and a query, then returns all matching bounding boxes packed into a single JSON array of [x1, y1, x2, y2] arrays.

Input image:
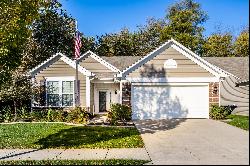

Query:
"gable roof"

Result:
[[118, 39, 228, 78], [76, 51, 121, 73], [29, 53, 93, 77]]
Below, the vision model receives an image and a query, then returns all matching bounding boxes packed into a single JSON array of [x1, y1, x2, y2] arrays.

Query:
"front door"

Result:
[[99, 91, 107, 112]]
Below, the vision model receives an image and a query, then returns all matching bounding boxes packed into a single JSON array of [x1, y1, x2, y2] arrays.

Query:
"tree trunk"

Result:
[[14, 100, 17, 121]]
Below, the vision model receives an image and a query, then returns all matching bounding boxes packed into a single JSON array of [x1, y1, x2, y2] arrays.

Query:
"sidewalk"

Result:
[[0, 148, 150, 161]]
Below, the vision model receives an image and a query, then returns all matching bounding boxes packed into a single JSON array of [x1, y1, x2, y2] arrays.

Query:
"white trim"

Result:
[[86, 76, 91, 108], [77, 50, 121, 73], [207, 84, 210, 119], [126, 77, 220, 83], [219, 81, 221, 106], [29, 53, 93, 77], [91, 80, 116, 83], [45, 76, 75, 81], [119, 81, 123, 104], [121, 39, 228, 78]]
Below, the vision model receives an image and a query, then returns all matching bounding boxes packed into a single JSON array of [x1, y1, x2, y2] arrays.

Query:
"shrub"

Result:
[[209, 105, 232, 120], [67, 107, 89, 124], [30, 108, 68, 122], [0, 106, 13, 122], [108, 103, 132, 125], [30, 110, 46, 122]]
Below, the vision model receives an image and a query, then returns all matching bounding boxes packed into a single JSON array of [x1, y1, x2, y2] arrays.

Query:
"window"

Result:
[[62, 81, 74, 106], [47, 81, 60, 106], [46, 77, 74, 107], [164, 59, 177, 69]]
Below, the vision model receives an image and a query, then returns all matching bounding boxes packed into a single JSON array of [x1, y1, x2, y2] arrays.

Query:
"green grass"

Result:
[[226, 114, 249, 130], [0, 159, 150, 165], [0, 123, 144, 149]]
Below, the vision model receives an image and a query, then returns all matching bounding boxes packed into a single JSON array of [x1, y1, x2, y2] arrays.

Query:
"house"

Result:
[[29, 39, 248, 119], [203, 57, 249, 116]]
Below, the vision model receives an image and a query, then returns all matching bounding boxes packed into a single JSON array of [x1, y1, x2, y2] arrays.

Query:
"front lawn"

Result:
[[0, 159, 150, 165], [226, 114, 249, 130], [0, 123, 144, 149]]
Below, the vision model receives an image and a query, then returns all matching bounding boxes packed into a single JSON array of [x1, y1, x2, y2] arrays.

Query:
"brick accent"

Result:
[[209, 82, 219, 109], [122, 82, 131, 106]]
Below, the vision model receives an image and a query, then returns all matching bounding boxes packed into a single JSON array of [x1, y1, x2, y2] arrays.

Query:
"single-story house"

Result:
[[29, 39, 249, 119]]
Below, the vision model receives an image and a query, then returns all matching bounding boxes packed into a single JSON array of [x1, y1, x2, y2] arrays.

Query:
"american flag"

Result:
[[74, 30, 82, 59]]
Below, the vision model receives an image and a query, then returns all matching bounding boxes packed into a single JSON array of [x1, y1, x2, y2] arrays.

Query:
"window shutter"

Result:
[[40, 79, 46, 106]]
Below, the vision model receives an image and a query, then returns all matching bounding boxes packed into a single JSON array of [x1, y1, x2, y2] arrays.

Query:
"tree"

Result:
[[202, 33, 234, 57], [96, 18, 166, 57], [96, 28, 135, 57], [0, 0, 41, 86], [21, 1, 75, 70], [21, 1, 95, 70], [234, 28, 249, 57], [136, 18, 166, 55], [160, 0, 208, 54], [0, 69, 39, 121]]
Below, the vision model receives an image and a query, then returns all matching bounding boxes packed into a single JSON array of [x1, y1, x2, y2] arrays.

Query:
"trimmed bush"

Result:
[[67, 107, 89, 124], [209, 105, 232, 120], [108, 103, 132, 125]]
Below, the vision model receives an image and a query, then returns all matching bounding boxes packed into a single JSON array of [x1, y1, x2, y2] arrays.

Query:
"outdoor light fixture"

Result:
[[115, 89, 117, 94], [213, 86, 218, 95]]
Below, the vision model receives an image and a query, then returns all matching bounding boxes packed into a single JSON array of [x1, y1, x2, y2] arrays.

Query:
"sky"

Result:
[[60, 0, 249, 38]]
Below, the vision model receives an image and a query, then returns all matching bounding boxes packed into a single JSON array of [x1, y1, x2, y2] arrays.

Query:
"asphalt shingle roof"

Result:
[[204, 57, 249, 82]]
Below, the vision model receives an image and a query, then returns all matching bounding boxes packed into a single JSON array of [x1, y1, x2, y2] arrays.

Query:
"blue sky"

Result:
[[60, 0, 249, 37]]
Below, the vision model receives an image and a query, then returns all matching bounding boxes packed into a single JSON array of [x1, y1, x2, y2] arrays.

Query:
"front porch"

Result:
[[89, 80, 121, 114]]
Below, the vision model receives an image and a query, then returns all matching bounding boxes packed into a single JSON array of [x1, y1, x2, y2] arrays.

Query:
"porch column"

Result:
[[86, 76, 91, 110], [119, 81, 123, 104]]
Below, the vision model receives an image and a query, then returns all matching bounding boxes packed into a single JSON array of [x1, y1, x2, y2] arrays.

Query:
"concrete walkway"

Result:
[[134, 119, 249, 165], [0, 148, 150, 161]]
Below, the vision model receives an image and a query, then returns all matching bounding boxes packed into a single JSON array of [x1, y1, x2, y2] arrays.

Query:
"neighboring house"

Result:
[[29, 39, 247, 120], [204, 57, 249, 116]]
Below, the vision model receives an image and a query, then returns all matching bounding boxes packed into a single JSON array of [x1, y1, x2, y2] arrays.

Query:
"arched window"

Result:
[[164, 59, 177, 69]]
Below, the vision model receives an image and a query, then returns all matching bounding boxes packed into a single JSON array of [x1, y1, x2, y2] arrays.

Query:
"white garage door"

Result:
[[132, 84, 209, 119]]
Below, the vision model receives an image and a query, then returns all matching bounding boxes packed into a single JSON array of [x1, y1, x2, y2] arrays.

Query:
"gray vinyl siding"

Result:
[[128, 47, 214, 78], [220, 76, 249, 115], [35, 59, 86, 107]]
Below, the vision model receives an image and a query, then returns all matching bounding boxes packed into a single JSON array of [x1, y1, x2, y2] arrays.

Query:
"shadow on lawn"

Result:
[[35, 126, 140, 148]]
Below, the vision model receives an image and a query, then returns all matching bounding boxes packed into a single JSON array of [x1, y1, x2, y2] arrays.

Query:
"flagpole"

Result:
[[75, 20, 79, 107]]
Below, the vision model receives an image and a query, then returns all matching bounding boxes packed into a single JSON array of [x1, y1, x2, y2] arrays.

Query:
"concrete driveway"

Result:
[[134, 119, 249, 165]]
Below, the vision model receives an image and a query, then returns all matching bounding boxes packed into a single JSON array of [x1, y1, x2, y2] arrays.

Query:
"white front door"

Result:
[[132, 84, 209, 119]]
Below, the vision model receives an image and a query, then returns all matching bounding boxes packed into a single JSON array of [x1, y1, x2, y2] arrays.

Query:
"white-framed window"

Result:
[[46, 77, 75, 107]]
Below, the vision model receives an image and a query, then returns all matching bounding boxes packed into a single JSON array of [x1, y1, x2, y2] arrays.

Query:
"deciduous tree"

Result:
[[202, 33, 234, 57], [160, 0, 208, 54], [234, 28, 249, 57]]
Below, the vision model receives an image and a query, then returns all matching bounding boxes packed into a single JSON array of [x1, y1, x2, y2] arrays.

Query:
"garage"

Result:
[[131, 84, 209, 119]]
